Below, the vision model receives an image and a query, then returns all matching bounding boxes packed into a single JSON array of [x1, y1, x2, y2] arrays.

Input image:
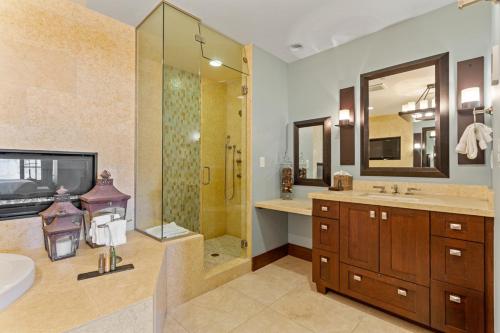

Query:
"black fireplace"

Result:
[[0, 150, 97, 220]]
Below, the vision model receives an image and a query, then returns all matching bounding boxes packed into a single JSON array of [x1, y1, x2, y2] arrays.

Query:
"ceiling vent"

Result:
[[289, 43, 304, 52], [369, 82, 386, 92]]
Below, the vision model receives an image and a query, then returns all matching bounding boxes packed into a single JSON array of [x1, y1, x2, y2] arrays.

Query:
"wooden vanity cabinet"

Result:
[[312, 200, 340, 292], [339, 203, 380, 272], [312, 199, 493, 333], [379, 207, 430, 286]]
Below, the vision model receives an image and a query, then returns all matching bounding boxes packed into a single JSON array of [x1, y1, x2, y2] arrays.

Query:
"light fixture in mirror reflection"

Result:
[[368, 65, 436, 168], [298, 125, 324, 179]]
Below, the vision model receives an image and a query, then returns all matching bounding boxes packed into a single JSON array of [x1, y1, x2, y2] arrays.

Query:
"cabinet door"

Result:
[[431, 236, 484, 291], [431, 280, 484, 333], [313, 217, 339, 253], [340, 203, 379, 272], [312, 249, 339, 293], [380, 207, 430, 286]]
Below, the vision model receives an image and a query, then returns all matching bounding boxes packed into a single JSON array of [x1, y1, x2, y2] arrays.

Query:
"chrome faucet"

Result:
[[405, 187, 421, 195], [391, 184, 399, 194], [372, 185, 386, 193]]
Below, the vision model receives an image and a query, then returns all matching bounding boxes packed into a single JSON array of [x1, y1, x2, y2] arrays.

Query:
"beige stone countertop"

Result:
[[308, 190, 494, 217], [0, 231, 171, 333], [255, 198, 312, 216]]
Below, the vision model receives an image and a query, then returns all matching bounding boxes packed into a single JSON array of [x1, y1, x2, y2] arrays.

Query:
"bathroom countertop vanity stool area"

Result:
[[310, 197, 493, 333]]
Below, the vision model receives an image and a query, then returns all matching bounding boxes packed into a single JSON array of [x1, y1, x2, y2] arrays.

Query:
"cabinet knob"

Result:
[[320, 224, 328, 231], [381, 212, 388, 221], [353, 274, 362, 282], [449, 249, 462, 257], [320, 257, 328, 263], [449, 294, 462, 304], [449, 223, 462, 231], [397, 288, 407, 297], [321, 206, 329, 212], [369, 210, 376, 219]]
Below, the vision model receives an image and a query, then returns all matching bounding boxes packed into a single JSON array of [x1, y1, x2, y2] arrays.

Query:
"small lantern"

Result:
[[39, 187, 84, 261], [81, 170, 131, 247]]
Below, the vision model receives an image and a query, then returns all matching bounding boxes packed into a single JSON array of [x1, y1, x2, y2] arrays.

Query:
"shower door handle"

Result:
[[203, 167, 211, 185]]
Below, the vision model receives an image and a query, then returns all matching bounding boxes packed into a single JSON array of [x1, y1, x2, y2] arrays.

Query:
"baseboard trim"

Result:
[[252, 244, 288, 271], [252, 243, 312, 271], [287, 243, 312, 262]]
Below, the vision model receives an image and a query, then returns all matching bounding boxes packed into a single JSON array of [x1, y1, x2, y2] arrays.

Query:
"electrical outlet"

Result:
[[259, 156, 266, 168]]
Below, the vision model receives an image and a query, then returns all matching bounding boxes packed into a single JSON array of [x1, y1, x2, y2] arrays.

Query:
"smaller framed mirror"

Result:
[[293, 117, 331, 187]]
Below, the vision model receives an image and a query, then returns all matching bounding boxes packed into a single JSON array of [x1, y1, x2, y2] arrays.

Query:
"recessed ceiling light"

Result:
[[289, 43, 303, 52], [209, 59, 222, 67]]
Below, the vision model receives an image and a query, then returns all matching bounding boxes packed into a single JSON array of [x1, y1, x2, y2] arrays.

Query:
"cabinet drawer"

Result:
[[313, 200, 339, 219], [312, 249, 339, 291], [339, 263, 430, 325], [431, 212, 484, 243], [431, 236, 484, 291], [431, 280, 484, 333], [313, 217, 339, 253]]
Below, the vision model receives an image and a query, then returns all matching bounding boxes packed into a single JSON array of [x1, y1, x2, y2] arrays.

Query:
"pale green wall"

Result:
[[288, 3, 493, 186], [252, 47, 289, 256]]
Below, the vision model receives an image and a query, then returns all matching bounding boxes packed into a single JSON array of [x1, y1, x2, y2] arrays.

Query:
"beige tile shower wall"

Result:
[[0, 0, 135, 249], [201, 79, 227, 239], [225, 79, 245, 239]]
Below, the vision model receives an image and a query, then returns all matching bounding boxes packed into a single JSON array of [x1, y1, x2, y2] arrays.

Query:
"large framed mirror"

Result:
[[293, 117, 332, 186], [360, 53, 449, 177]]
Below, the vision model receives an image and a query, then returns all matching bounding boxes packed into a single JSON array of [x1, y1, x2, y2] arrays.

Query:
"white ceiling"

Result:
[[77, 0, 455, 63], [370, 66, 435, 116]]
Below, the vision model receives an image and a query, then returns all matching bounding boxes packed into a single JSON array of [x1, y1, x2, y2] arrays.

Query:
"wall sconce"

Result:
[[461, 87, 481, 109], [337, 109, 353, 127], [460, 86, 494, 115], [414, 142, 422, 149]]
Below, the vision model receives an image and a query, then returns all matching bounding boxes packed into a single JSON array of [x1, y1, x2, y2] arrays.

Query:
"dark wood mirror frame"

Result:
[[360, 52, 449, 178], [293, 117, 332, 187]]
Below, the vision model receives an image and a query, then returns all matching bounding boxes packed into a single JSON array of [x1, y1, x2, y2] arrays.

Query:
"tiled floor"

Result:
[[164, 256, 431, 333], [204, 235, 242, 271]]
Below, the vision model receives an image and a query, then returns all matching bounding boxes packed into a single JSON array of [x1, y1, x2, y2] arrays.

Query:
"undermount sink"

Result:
[[0, 253, 35, 310], [359, 193, 423, 203]]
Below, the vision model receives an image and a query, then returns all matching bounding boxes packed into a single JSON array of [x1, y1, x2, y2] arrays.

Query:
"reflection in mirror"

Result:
[[293, 117, 331, 187], [298, 125, 323, 179], [368, 66, 436, 168]]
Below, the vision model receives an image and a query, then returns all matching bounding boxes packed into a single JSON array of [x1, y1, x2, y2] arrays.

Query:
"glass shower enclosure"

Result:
[[136, 2, 249, 269]]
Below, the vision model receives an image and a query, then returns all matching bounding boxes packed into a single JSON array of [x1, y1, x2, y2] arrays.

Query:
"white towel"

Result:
[[90, 214, 120, 245], [106, 219, 127, 246], [162, 222, 190, 238], [456, 123, 492, 159]]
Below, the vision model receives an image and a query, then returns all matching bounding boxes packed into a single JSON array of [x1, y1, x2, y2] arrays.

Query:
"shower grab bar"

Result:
[[224, 140, 236, 200], [202, 166, 211, 185]]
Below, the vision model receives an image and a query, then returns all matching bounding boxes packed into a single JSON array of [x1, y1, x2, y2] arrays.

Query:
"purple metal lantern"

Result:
[[80, 170, 130, 247], [39, 187, 84, 261]]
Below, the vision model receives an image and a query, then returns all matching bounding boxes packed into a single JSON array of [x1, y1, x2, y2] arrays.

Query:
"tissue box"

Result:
[[333, 175, 353, 191]]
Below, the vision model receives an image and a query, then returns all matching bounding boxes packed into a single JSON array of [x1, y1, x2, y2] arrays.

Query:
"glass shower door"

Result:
[[162, 4, 202, 233]]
